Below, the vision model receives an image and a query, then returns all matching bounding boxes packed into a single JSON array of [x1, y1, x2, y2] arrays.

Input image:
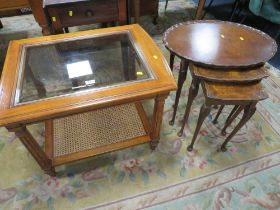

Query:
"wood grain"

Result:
[[191, 64, 269, 83], [163, 20, 277, 68], [0, 24, 177, 127]]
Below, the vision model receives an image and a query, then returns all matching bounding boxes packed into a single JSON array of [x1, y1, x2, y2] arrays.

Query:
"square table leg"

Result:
[[150, 94, 168, 150], [6, 125, 55, 176]]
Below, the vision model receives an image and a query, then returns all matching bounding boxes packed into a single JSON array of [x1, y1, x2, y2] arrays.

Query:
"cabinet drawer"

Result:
[[47, 0, 119, 27]]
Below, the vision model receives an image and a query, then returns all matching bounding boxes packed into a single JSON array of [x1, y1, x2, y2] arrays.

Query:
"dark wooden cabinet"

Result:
[[44, 0, 127, 34], [128, 0, 159, 23]]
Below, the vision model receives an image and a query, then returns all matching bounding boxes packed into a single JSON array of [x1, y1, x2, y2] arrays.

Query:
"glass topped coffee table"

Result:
[[0, 24, 177, 175]]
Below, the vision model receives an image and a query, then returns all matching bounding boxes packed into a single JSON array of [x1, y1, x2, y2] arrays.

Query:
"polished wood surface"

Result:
[[164, 21, 275, 152], [44, 0, 127, 34], [181, 79, 268, 152], [164, 21, 277, 126], [169, 60, 188, 125], [0, 0, 29, 10], [0, 24, 176, 127], [202, 81, 268, 103], [163, 20, 277, 68], [177, 62, 269, 137], [191, 65, 269, 83], [28, 0, 51, 35], [0, 24, 176, 175]]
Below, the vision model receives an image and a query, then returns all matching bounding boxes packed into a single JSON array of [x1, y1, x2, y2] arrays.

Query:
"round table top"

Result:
[[163, 20, 278, 68]]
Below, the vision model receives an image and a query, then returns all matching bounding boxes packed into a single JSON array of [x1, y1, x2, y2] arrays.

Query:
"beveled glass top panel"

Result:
[[15, 31, 153, 105]]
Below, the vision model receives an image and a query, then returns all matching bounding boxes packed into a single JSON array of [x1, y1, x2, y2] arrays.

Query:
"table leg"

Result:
[[7, 126, 55, 176], [221, 105, 244, 136], [221, 102, 257, 151], [64, 27, 69, 33], [169, 60, 189, 125], [177, 77, 200, 137], [194, 0, 206, 20], [212, 105, 224, 124], [152, 14, 158, 25], [0, 20, 3, 28], [187, 103, 211, 151], [118, 0, 128, 25], [28, 0, 51, 35], [229, 0, 240, 21], [150, 94, 168, 150], [133, 0, 140, 23], [169, 53, 175, 71], [225, 105, 239, 124]]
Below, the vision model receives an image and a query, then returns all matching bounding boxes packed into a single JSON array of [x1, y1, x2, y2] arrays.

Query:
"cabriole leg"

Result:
[[187, 103, 211, 151]]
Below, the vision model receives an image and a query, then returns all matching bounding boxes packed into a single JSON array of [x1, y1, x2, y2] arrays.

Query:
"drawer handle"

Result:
[[85, 10, 94, 17]]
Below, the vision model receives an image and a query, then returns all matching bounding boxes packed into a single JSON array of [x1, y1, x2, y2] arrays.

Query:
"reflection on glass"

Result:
[[66, 60, 93, 79], [15, 32, 153, 105]]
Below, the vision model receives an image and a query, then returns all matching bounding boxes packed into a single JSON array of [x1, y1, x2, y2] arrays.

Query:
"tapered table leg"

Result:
[[221, 105, 244, 136], [7, 126, 55, 176], [212, 105, 224, 124], [150, 94, 168, 150], [225, 105, 239, 123], [221, 102, 257, 151], [169, 60, 189, 125], [177, 77, 200, 136], [187, 103, 211, 151], [194, 0, 206, 20], [169, 53, 175, 71], [28, 0, 51, 35]]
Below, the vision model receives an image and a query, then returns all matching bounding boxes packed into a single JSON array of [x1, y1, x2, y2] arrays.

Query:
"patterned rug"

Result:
[[0, 1, 280, 210]]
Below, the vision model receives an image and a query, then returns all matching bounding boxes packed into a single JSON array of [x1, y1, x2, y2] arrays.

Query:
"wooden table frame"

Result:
[[0, 0, 157, 35], [176, 62, 268, 151], [0, 0, 51, 35], [0, 24, 177, 175], [163, 20, 277, 126]]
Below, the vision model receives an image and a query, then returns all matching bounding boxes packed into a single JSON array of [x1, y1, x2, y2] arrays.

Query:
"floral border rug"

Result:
[[0, 1, 280, 210]]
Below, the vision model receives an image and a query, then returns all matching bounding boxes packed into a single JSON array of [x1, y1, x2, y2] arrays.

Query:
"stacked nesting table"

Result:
[[163, 20, 277, 151]]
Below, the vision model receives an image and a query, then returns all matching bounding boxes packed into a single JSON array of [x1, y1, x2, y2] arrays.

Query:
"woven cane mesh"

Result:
[[53, 103, 146, 157]]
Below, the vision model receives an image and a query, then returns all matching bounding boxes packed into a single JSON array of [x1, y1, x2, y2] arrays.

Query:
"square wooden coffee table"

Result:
[[0, 24, 176, 175]]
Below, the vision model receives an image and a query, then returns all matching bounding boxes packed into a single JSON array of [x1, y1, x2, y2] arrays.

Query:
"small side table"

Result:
[[163, 20, 277, 125], [163, 20, 277, 150], [44, 0, 128, 34]]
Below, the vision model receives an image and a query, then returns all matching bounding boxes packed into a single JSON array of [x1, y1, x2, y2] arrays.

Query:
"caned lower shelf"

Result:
[[45, 102, 151, 166]]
